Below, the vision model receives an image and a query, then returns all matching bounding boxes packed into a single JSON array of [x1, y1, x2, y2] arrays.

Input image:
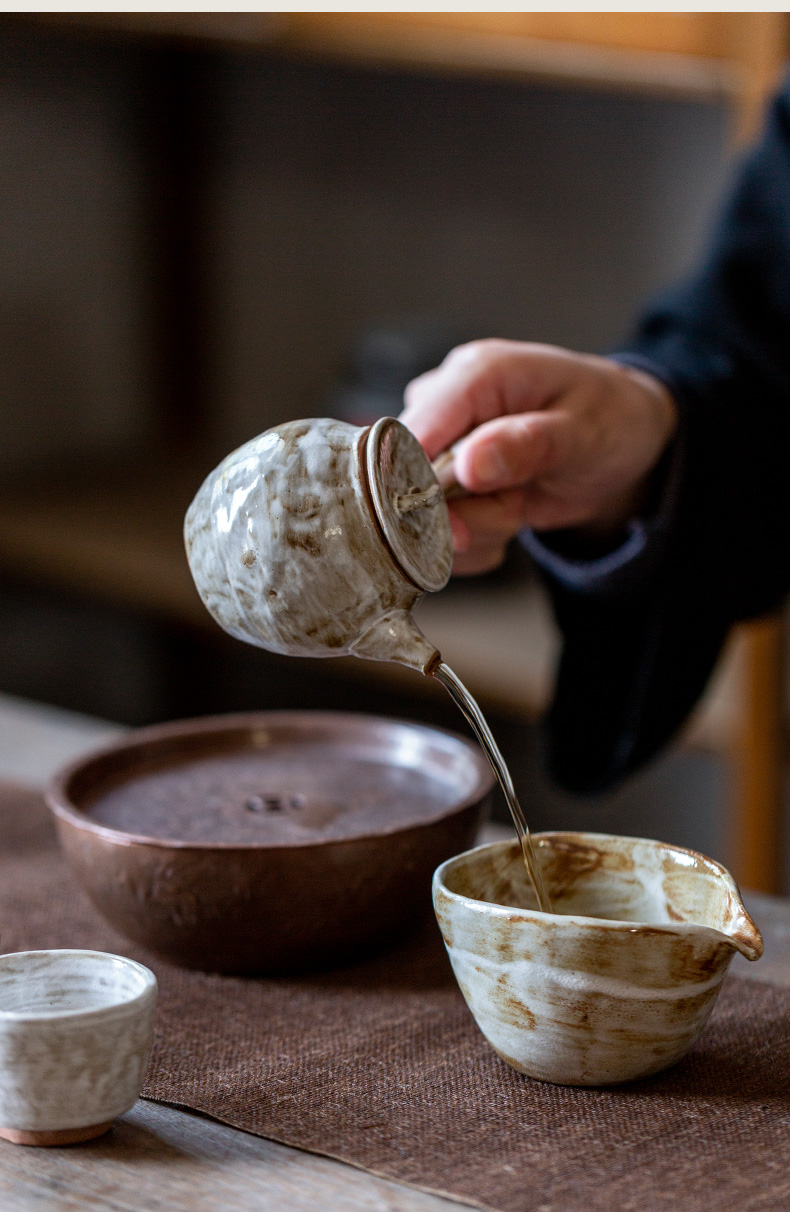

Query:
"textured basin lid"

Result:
[[365, 417, 453, 593]]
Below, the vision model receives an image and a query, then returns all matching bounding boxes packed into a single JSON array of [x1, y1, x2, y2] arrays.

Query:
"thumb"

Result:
[[453, 412, 566, 495]]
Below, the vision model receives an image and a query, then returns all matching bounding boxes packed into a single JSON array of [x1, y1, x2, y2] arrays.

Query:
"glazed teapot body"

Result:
[[185, 417, 453, 672]]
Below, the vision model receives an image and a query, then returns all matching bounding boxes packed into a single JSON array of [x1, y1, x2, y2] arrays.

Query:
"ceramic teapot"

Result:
[[184, 416, 454, 673]]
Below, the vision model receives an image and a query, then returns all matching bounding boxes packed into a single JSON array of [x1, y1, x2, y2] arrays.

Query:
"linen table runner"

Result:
[[2, 782, 789, 1212]]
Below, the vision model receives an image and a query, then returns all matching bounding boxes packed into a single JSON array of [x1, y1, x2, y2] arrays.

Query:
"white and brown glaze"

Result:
[[47, 711, 493, 975], [433, 833, 763, 1087], [184, 417, 453, 674], [0, 950, 157, 1145]]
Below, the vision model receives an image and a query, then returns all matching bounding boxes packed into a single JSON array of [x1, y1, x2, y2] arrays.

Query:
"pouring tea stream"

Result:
[[184, 415, 551, 912]]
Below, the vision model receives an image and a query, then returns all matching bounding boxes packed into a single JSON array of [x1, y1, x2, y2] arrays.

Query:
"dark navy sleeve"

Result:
[[532, 79, 790, 794]]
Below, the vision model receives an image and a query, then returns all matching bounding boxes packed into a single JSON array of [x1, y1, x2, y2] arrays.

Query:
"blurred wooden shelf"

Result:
[[277, 13, 769, 109], [0, 457, 739, 751], [35, 13, 788, 121], [0, 456, 554, 718], [0, 460, 207, 630]]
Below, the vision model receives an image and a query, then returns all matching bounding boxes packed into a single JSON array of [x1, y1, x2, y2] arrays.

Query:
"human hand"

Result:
[[400, 339, 678, 575]]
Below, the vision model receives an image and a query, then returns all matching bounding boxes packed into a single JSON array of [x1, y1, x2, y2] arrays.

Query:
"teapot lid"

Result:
[[365, 417, 453, 593]]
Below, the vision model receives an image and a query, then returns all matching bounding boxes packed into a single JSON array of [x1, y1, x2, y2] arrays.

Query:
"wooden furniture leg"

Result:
[[728, 15, 788, 894], [732, 615, 785, 892]]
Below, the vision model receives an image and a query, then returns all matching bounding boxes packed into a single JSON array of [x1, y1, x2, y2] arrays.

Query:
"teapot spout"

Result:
[[350, 610, 441, 675]]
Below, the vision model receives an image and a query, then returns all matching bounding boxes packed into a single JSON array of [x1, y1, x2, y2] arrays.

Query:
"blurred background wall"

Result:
[[208, 57, 728, 445], [0, 26, 151, 473], [0, 14, 787, 879], [0, 21, 732, 469]]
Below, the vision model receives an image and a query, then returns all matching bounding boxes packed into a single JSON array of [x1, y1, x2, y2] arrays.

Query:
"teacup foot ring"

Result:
[[0, 1120, 114, 1146]]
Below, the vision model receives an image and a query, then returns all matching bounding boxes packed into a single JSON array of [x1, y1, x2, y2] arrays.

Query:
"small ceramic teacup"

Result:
[[0, 949, 157, 1145], [433, 833, 763, 1087]]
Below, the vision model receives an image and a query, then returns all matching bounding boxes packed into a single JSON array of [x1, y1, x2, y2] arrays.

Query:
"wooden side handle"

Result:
[[431, 447, 469, 502]]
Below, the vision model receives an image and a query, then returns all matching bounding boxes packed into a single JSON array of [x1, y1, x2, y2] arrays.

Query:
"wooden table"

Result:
[[0, 692, 786, 1211]]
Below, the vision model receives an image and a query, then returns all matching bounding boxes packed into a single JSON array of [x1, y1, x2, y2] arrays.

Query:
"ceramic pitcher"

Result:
[[433, 833, 763, 1086]]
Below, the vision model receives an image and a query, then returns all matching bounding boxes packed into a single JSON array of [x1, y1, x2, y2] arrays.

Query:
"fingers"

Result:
[[447, 489, 528, 574], [452, 542, 510, 577], [448, 499, 516, 576], [451, 489, 528, 538], [447, 509, 471, 554], [401, 339, 579, 459], [452, 411, 568, 495], [445, 476, 603, 569]]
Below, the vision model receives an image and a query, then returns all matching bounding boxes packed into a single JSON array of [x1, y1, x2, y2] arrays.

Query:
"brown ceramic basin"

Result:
[[46, 711, 493, 975]]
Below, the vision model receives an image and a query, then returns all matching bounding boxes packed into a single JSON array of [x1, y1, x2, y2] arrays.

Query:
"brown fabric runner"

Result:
[[2, 781, 790, 1212]]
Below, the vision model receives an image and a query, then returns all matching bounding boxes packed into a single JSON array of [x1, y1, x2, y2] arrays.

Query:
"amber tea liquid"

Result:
[[432, 662, 552, 913]]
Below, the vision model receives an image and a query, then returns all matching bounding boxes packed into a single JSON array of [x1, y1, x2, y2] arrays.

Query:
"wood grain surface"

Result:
[[0, 1100, 462, 1212]]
